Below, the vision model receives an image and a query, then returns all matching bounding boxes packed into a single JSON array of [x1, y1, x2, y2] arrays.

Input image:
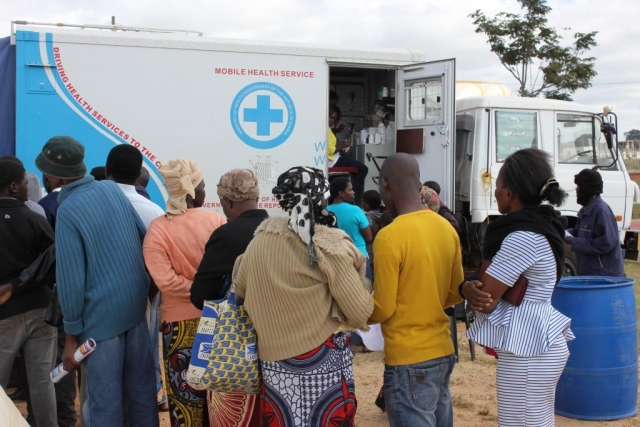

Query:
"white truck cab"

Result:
[[455, 96, 639, 270]]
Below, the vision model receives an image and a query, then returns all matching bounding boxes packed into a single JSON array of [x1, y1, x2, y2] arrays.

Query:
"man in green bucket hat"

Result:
[[36, 136, 159, 427]]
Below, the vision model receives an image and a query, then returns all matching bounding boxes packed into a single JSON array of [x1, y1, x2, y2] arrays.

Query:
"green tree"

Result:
[[470, 0, 598, 101], [625, 129, 640, 141]]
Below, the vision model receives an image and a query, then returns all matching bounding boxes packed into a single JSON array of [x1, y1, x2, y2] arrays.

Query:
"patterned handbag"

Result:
[[201, 290, 261, 394], [186, 300, 222, 390]]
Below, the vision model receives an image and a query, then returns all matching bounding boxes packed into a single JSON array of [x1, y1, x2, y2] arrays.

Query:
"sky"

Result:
[[2, 0, 639, 137]]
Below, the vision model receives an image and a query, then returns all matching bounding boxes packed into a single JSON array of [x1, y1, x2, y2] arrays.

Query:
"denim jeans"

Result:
[[365, 256, 373, 282], [83, 319, 158, 427], [0, 308, 57, 427], [383, 354, 456, 427], [148, 293, 163, 398]]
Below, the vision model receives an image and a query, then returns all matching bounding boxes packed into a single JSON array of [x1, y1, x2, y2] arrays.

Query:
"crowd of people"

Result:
[[0, 133, 627, 427]]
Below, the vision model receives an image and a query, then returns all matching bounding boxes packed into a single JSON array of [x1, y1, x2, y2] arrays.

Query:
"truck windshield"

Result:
[[557, 114, 616, 168]]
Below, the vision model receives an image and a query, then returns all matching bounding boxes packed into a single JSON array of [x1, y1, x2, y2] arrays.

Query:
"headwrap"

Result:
[[421, 186, 441, 213], [272, 167, 337, 268], [217, 169, 259, 202], [159, 159, 203, 218]]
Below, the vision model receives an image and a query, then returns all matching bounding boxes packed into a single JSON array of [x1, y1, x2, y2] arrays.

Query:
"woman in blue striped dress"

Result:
[[464, 148, 575, 426]]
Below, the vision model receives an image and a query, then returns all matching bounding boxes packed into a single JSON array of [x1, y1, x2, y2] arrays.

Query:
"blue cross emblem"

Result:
[[230, 82, 296, 150], [243, 95, 283, 136]]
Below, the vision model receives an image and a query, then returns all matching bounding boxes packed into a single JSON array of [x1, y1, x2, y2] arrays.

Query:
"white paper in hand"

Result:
[[358, 324, 385, 352], [50, 338, 96, 383]]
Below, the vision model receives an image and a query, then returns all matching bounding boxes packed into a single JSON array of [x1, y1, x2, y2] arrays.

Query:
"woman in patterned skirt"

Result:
[[234, 167, 374, 427], [144, 159, 226, 426], [463, 149, 574, 426]]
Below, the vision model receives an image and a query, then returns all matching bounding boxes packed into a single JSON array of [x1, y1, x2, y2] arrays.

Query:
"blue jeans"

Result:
[[148, 294, 163, 398], [83, 320, 158, 427], [383, 354, 456, 427], [365, 256, 373, 282]]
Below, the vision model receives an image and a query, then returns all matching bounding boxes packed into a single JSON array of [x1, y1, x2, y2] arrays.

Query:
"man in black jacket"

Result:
[[191, 169, 268, 308], [0, 158, 57, 426]]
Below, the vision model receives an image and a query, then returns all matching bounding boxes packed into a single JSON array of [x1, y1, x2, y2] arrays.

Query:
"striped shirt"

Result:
[[466, 231, 575, 357]]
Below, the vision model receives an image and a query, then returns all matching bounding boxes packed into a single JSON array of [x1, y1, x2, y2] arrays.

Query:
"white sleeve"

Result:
[[485, 232, 537, 287]]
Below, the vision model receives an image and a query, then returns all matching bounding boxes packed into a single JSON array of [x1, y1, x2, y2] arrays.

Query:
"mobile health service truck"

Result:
[[1, 21, 637, 270], [1, 21, 455, 216]]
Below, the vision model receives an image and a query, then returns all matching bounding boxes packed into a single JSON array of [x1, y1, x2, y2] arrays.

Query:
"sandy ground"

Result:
[[352, 323, 640, 427], [12, 323, 640, 426]]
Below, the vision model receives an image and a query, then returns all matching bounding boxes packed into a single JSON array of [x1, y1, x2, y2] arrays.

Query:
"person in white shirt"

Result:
[[105, 144, 168, 411], [106, 146, 164, 229]]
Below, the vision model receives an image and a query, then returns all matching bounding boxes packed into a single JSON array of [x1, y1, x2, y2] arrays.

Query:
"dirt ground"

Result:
[[13, 323, 639, 426], [352, 324, 640, 426]]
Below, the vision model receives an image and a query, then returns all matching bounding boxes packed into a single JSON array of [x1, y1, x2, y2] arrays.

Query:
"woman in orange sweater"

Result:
[[143, 159, 226, 427]]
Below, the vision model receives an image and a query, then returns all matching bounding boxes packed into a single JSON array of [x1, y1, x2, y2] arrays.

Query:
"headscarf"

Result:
[[272, 167, 337, 268], [217, 169, 259, 202], [421, 186, 441, 213], [159, 159, 203, 218]]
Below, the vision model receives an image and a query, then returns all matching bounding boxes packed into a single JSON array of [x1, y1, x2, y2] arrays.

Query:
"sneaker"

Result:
[[374, 386, 385, 412]]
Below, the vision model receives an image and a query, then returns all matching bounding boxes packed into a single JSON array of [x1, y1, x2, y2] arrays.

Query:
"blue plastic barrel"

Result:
[[552, 276, 638, 420]]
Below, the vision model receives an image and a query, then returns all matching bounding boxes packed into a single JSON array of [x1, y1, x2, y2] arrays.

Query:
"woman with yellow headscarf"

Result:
[[143, 159, 226, 427]]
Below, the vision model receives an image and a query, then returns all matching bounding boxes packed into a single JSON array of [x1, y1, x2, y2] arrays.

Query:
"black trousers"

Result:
[[55, 326, 77, 427]]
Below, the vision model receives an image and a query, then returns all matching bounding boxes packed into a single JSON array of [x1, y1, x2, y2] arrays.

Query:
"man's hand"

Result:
[[0, 290, 11, 305], [462, 280, 493, 311], [564, 236, 573, 245], [0, 284, 13, 305], [62, 335, 81, 372]]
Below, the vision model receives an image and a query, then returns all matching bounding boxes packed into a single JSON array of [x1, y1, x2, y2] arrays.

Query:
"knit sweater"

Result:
[[235, 217, 373, 362], [56, 176, 150, 342], [143, 209, 226, 322]]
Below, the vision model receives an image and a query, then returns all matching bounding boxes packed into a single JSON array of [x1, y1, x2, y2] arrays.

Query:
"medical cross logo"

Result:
[[230, 82, 296, 149]]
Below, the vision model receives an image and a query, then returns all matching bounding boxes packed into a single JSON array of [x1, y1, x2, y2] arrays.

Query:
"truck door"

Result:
[[554, 112, 629, 231], [396, 59, 456, 208]]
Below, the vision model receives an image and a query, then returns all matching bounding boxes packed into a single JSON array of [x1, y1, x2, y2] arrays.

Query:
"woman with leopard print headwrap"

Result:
[[233, 166, 373, 427]]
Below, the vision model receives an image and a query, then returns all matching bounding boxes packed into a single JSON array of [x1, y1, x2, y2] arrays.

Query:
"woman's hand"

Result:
[[462, 280, 493, 311], [339, 140, 351, 151]]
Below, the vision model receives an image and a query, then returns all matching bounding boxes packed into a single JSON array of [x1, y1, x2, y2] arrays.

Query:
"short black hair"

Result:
[[501, 148, 566, 207], [362, 190, 382, 210], [0, 159, 26, 192], [329, 104, 341, 115], [106, 145, 142, 184], [423, 181, 441, 195], [329, 90, 339, 102], [330, 176, 351, 197], [0, 155, 24, 166], [90, 166, 106, 181]]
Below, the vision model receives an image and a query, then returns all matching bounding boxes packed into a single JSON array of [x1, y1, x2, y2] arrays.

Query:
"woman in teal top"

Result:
[[327, 177, 372, 275], [327, 176, 373, 348]]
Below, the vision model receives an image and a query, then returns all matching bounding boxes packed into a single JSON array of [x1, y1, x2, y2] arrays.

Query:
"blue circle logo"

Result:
[[230, 82, 296, 150]]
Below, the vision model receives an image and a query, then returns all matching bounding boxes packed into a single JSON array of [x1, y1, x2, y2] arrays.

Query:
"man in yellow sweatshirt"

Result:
[[369, 153, 463, 427]]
